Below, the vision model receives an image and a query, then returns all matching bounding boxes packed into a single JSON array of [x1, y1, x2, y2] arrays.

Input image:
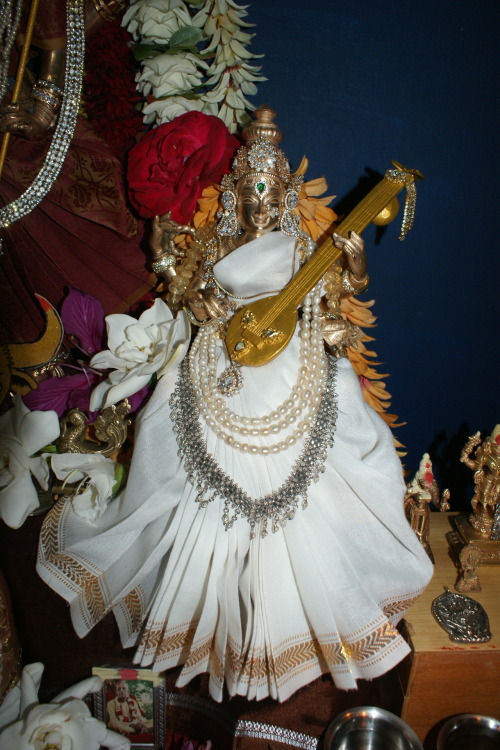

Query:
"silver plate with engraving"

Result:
[[432, 587, 492, 643]]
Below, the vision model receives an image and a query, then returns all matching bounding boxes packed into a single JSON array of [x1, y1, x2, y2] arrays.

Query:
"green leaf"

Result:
[[38, 443, 58, 454], [169, 26, 204, 50], [112, 462, 127, 495], [132, 43, 169, 61], [165, 45, 200, 56], [155, 90, 201, 101]]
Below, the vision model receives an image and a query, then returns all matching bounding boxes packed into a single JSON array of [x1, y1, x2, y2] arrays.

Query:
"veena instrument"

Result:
[[225, 161, 422, 367]]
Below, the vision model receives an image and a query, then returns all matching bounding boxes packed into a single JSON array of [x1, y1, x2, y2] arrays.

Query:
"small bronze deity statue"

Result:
[[404, 453, 450, 562], [461, 425, 500, 537], [447, 425, 500, 591]]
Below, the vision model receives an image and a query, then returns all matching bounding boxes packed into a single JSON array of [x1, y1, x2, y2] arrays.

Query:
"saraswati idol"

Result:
[[38, 107, 433, 702]]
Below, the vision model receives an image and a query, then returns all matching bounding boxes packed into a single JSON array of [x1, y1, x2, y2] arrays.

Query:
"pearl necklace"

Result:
[[189, 282, 326, 454], [0, 0, 84, 231]]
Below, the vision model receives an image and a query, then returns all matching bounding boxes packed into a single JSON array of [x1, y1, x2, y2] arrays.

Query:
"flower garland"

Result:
[[123, 0, 265, 133]]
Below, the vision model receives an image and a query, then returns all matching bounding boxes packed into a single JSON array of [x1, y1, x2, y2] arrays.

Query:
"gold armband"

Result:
[[341, 268, 369, 295], [32, 79, 64, 110], [91, 0, 127, 22], [151, 255, 176, 274]]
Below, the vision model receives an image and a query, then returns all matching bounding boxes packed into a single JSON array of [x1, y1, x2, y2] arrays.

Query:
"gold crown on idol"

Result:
[[222, 106, 301, 189]]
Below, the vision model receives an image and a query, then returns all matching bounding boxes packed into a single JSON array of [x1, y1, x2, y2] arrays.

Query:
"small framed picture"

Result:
[[92, 667, 165, 749]]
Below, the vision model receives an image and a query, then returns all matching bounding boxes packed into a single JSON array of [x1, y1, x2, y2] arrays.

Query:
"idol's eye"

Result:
[[240, 191, 259, 204]]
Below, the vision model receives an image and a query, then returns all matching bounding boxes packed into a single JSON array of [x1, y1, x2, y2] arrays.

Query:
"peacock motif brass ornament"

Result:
[[57, 400, 131, 457]]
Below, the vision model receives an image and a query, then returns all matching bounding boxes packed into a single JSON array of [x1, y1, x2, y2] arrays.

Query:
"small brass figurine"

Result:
[[456, 545, 482, 592], [404, 453, 450, 562]]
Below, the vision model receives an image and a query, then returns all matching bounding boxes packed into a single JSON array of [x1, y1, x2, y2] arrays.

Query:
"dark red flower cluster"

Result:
[[83, 20, 144, 159], [127, 111, 240, 223]]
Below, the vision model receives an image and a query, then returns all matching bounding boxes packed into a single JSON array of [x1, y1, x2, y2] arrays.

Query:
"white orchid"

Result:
[[50, 453, 118, 524], [0, 397, 60, 529], [0, 663, 130, 750], [123, 0, 195, 43], [136, 52, 207, 98], [89, 299, 190, 411]]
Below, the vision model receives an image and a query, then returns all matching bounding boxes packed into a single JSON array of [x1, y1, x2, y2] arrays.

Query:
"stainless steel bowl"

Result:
[[324, 706, 423, 750], [437, 714, 500, 750]]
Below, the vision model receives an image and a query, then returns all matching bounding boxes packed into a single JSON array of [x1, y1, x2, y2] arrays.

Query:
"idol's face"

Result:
[[236, 176, 284, 237], [116, 681, 130, 701]]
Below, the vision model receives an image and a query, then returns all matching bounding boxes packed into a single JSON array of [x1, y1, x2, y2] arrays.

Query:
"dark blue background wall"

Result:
[[250, 0, 498, 507]]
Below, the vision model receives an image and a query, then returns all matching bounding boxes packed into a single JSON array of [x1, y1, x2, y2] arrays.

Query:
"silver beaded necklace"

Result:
[[170, 354, 338, 539], [0, 0, 85, 233], [0, 0, 24, 103]]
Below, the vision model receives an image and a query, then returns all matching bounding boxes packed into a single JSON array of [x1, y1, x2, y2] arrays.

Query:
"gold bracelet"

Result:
[[32, 80, 63, 109], [91, 0, 126, 22], [185, 307, 213, 327], [342, 268, 369, 295], [151, 254, 176, 274]]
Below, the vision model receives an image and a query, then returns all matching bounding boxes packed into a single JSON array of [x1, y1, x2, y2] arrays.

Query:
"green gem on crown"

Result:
[[256, 182, 265, 193]]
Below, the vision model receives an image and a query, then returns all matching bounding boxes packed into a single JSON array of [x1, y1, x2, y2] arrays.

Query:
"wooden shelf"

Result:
[[400, 513, 500, 744]]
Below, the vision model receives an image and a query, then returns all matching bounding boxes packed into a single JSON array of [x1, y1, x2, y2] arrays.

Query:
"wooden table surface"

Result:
[[400, 512, 500, 745]]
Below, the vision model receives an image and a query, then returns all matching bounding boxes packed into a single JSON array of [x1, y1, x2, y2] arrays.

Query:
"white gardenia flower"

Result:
[[123, 0, 196, 43], [0, 663, 130, 750], [137, 52, 207, 98], [50, 453, 118, 525], [0, 397, 60, 529], [90, 300, 191, 411], [142, 95, 204, 125]]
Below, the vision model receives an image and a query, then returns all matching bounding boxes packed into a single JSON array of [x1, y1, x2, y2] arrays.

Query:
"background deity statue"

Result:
[[0, 0, 152, 342], [461, 425, 500, 538], [404, 452, 450, 562]]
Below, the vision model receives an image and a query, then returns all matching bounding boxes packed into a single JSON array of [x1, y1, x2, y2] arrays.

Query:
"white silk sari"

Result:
[[38, 231, 433, 702]]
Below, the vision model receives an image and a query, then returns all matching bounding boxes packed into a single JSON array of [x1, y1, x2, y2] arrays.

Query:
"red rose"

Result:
[[127, 112, 240, 223]]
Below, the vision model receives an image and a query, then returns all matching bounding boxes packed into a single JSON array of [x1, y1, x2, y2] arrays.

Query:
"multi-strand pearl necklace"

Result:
[[189, 282, 326, 455]]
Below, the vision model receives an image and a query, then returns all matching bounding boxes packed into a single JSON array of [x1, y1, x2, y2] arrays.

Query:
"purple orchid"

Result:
[[23, 289, 151, 418], [60, 287, 106, 356]]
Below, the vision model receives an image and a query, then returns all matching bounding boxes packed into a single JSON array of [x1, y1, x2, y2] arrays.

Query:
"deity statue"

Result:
[[37, 107, 433, 703], [149, 107, 368, 359], [455, 544, 482, 592], [404, 452, 450, 562], [0, 0, 151, 342], [460, 425, 500, 537]]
